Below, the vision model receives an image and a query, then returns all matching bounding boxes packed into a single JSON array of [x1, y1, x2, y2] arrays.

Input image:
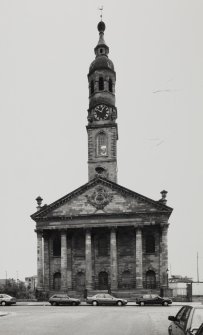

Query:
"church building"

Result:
[[31, 20, 173, 297]]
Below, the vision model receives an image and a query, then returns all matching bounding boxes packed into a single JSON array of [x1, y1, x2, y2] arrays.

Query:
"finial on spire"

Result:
[[98, 5, 103, 21]]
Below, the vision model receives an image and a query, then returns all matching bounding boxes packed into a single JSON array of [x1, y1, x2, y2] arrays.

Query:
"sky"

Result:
[[0, 0, 203, 282]]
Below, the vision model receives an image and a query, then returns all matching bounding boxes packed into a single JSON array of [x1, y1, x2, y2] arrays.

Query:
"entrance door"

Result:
[[53, 272, 61, 291], [98, 271, 108, 290], [146, 270, 156, 289]]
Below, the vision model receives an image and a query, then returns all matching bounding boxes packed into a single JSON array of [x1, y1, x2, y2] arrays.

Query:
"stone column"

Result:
[[43, 232, 50, 291], [160, 225, 169, 288], [110, 228, 118, 290], [136, 227, 143, 288], [85, 229, 92, 290], [67, 234, 72, 289], [61, 230, 67, 291], [37, 231, 43, 290]]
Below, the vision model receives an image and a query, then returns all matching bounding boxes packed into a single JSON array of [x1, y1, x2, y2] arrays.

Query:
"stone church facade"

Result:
[[31, 20, 173, 297]]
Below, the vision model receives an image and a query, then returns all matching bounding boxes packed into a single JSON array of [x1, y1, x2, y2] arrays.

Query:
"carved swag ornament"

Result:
[[86, 186, 113, 210]]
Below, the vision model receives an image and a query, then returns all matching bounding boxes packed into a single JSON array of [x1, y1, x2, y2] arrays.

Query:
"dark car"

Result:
[[168, 305, 203, 335], [0, 294, 16, 306], [49, 294, 80, 306], [136, 294, 172, 306], [196, 324, 203, 335], [86, 293, 127, 306]]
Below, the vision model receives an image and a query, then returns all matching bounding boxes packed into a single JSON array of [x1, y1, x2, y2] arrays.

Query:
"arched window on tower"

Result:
[[109, 78, 113, 93], [99, 77, 104, 91], [90, 80, 94, 94], [96, 132, 107, 156]]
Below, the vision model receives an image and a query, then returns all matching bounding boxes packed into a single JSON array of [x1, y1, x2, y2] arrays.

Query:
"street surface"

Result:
[[0, 305, 181, 335]]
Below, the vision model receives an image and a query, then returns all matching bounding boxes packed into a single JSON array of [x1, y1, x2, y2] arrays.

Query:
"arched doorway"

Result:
[[76, 272, 85, 291], [98, 271, 108, 290], [53, 272, 61, 291], [146, 270, 156, 289]]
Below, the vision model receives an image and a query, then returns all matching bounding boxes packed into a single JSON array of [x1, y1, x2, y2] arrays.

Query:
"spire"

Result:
[[94, 20, 109, 57], [97, 21, 106, 46]]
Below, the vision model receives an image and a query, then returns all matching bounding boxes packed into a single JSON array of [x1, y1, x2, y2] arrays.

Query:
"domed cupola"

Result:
[[87, 20, 117, 113]]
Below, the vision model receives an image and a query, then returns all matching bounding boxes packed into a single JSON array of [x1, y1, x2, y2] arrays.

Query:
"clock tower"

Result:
[[87, 20, 118, 183]]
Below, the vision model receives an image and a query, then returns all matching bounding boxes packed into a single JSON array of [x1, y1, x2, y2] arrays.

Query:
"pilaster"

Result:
[[160, 225, 169, 288], [43, 232, 50, 291], [36, 230, 43, 290]]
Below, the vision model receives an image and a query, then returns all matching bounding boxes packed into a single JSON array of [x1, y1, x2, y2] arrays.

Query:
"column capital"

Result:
[[61, 229, 67, 235], [160, 223, 169, 230], [85, 228, 92, 234], [135, 225, 143, 232], [35, 229, 43, 235]]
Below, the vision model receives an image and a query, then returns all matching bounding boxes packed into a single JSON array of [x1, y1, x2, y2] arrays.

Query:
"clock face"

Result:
[[93, 105, 109, 120]]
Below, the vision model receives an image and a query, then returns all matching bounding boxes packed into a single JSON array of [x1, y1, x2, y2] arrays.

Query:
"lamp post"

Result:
[[166, 268, 169, 289]]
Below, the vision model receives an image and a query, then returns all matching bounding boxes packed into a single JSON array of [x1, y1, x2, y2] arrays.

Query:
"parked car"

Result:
[[86, 293, 127, 306], [49, 294, 80, 306], [168, 305, 203, 334], [196, 324, 203, 335], [136, 294, 172, 306], [0, 294, 16, 306]]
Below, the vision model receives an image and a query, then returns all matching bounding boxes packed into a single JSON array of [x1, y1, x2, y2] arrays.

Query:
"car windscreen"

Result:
[[191, 309, 203, 331]]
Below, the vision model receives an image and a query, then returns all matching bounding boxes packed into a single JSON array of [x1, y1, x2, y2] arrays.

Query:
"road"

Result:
[[0, 305, 180, 335]]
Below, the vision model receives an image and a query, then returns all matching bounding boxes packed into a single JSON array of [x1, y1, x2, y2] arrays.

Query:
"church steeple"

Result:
[[87, 21, 118, 183]]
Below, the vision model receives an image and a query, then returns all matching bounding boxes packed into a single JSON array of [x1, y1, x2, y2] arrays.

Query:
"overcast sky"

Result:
[[0, 0, 202, 281]]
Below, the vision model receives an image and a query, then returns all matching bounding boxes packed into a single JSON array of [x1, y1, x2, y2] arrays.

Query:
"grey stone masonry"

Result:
[[85, 229, 93, 289], [136, 227, 143, 288], [110, 228, 118, 289], [43, 233, 50, 291], [37, 231, 43, 290], [160, 225, 169, 288], [61, 230, 67, 291]]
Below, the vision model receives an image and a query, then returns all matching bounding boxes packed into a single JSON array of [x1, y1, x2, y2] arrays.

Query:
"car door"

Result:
[[96, 294, 104, 304], [104, 294, 115, 305], [151, 295, 160, 305], [171, 306, 192, 335], [61, 295, 69, 305]]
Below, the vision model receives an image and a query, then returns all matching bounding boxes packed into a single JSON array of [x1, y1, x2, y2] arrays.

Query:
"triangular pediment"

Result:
[[31, 177, 172, 221]]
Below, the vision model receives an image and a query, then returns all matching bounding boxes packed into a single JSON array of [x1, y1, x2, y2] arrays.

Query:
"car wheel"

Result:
[[52, 302, 58, 306], [92, 301, 98, 306], [71, 302, 77, 306], [117, 301, 123, 306], [1, 301, 6, 306], [163, 301, 168, 306], [140, 301, 145, 306]]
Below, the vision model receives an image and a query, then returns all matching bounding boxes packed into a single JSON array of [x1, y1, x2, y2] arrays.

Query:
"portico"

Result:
[[35, 216, 170, 293]]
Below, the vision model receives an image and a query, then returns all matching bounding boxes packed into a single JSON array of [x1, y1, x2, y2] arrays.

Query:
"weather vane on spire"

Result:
[[98, 5, 104, 21]]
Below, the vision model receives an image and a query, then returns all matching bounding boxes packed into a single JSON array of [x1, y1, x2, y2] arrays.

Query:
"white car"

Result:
[[0, 294, 16, 306]]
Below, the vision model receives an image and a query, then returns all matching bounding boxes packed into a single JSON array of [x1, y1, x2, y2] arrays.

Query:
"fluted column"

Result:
[[37, 231, 43, 290], [85, 229, 92, 290], [110, 228, 118, 290], [43, 232, 50, 291], [136, 227, 143, 288], [61, 230, 67, 291], [160, 225, 169, 288]]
